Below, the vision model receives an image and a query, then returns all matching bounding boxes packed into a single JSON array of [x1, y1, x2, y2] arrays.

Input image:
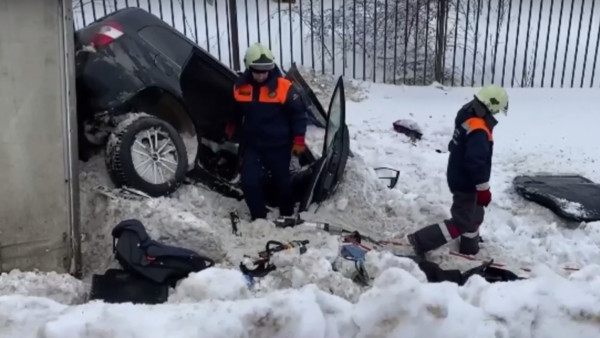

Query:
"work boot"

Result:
[[459, 235, 480, 255], [407, 233, 425, 258], [274, 215, 299, 228]]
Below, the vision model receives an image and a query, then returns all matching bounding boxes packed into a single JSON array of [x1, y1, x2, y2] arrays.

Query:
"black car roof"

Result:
[[76, 7, 231, 70], [76, 6, 239, 81], [79, 7, 179, 33]]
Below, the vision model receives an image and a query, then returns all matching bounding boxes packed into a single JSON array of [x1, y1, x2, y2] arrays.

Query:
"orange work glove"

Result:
[[225, 123, 236, 139], [292, 136, 306, 155]]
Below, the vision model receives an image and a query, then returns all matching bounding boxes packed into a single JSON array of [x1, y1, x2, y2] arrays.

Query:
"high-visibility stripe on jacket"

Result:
[[233, 77, 292, 104], [232, 69, 307, 147]]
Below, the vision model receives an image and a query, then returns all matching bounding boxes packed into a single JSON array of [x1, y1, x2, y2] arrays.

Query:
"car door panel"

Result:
[[284, 63, 327, 128], [298, 156, 328, 212], [299, 76, 348, 211]]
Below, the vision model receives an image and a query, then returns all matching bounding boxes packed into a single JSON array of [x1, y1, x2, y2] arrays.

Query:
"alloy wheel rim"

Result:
[[130, 127, 179, 184]]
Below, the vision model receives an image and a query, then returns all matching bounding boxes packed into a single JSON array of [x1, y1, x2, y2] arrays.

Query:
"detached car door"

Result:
[[299, 76, 350, 211]]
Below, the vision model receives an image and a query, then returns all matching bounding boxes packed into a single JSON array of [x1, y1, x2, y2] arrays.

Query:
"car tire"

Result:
[[106, 115, 188, 197]]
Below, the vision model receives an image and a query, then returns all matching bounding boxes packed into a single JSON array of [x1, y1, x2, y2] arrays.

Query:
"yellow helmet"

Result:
[[244, 43, 275, 71], [474, 85, 509, 115]]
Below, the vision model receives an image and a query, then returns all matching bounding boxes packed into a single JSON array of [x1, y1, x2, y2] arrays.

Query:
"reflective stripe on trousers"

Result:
[[411, 191, 484, 254]]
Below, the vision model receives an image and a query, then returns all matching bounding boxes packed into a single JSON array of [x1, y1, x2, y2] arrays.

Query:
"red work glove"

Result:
[[225, 123, 235, 139], [476, 188, 491, 207], [292, 136, 306, 155]]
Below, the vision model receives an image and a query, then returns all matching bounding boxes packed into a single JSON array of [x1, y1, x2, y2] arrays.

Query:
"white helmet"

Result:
[[475, 85, 509, 115], [243, 43, 275, 71]]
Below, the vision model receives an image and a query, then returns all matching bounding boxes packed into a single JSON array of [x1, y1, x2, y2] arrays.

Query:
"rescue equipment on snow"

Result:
[[460, 259, 524, 283], [276, 216, 380, 244], [273, 215, 302, 229], [279, 216, 581, 282], [239, 239, 309, 279], [230, 210, 241, 236], [373, 167, 401, 189], [447, 251, 580, 275], [346, 231, 523, 284], [274, 217, 389, 285], [339, 231, 372, 286]]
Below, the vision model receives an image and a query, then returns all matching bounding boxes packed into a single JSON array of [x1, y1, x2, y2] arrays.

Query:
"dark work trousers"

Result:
[[241, 144, 294, 220], [411, 191, 484, 255]]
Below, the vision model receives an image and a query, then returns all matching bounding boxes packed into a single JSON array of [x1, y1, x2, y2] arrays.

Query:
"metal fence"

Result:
[[74, 0, 600, 88]]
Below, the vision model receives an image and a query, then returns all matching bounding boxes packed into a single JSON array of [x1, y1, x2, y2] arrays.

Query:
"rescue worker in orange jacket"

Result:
[[407, 85, 509, 256], [225, 43, 308, 222]]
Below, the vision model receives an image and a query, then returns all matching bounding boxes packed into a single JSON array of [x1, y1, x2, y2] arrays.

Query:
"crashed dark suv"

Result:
[[74, 7, 350, 212]]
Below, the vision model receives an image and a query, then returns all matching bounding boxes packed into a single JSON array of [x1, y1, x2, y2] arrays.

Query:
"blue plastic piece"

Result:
[[341, 244, 367, 261]]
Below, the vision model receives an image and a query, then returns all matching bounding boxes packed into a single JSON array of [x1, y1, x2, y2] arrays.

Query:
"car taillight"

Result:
[[91, 21, 123, 48]]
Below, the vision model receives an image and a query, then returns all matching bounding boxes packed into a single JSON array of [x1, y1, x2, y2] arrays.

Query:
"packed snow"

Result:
[[2, 70, 600, 337], [555, 198, 590, 219]]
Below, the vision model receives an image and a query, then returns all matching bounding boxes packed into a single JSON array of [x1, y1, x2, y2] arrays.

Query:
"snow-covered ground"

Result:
[[2, 71, 600, 337]]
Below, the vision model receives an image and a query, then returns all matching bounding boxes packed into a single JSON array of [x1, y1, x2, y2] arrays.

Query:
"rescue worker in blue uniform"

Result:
[[226, 43, 308, 222], [407, 85, 509, 256]]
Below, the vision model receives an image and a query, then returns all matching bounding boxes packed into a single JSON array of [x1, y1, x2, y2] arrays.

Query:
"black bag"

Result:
[[416, 259, 464, 284], [461, 260, 524, 284], [111, 219, 215, 286], [403, 255, 523, 285], [89, 268, 169, 304]]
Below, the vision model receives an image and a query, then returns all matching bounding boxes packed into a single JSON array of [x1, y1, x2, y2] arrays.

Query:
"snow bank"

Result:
[[78, 155, 228, 278], [168, 268, 251, 303], [2, 265, 600, 337], [0, 270, 86, 305]]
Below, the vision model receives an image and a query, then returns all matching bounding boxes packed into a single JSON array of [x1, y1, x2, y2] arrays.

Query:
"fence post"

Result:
[[434, 0, 448, 83], [228, 0, 241, 71]]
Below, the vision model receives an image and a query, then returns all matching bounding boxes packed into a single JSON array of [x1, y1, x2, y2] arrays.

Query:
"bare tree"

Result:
[[283, 0, 511, 86]]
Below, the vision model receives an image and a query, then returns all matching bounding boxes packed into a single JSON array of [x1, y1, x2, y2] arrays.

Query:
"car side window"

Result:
[[137, 25, 191, 66], [324, 88, 342, 154]]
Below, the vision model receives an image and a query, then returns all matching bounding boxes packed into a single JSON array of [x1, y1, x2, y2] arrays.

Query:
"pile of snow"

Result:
[[3, 264, 600, 337], [295, 66, 371, 104], [555, 198, 590, 219], [0, 270, 86, 305], [3, 72, 600, 336], [78, 154, 229, 278]]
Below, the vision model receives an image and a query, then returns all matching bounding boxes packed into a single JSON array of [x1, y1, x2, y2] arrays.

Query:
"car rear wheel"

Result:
[[106, 115, 188, 197]]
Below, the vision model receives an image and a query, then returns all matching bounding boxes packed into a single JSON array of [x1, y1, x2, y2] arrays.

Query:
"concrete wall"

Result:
[[0, 0, 80, 275]]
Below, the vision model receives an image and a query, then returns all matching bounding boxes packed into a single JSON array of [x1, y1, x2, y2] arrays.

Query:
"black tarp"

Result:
[[513, 174, 600, 222]]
